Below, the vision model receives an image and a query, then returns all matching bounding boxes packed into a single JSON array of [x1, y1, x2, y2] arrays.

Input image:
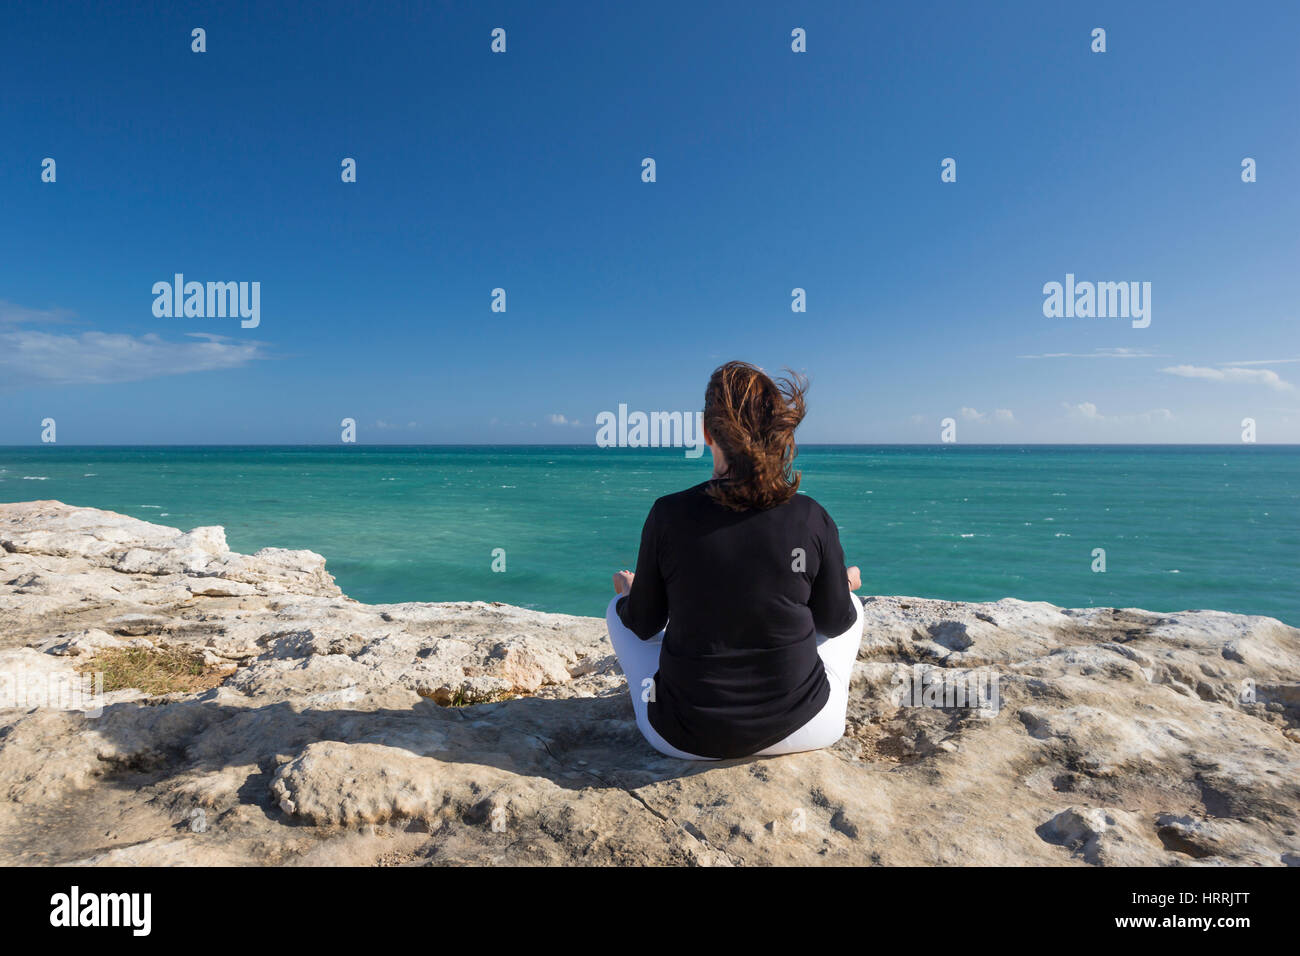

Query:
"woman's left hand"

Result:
[[613, 570, 635, 595]]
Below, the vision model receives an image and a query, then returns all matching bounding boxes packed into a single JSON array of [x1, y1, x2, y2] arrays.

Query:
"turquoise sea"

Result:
[[0, 445, 1295, 625]]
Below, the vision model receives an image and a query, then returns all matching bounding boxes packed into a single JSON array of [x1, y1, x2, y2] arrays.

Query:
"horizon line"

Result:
[[3, 442, 1297, 449]]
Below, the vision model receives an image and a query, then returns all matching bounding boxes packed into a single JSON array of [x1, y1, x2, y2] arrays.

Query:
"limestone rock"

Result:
[[1, 500, 1298, 866], [38, 628, 153, 657]]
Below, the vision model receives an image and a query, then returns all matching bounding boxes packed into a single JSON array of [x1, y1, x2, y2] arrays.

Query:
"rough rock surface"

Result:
[[1, 500, 1297, 866]]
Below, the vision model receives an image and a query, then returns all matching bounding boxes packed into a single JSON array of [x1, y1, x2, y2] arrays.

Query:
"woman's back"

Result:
[[615, 479, 859, 759]]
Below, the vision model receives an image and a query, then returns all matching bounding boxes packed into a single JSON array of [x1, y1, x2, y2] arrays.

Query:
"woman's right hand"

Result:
[[846, 566, 861, 591], [613, 570, 635, 595]]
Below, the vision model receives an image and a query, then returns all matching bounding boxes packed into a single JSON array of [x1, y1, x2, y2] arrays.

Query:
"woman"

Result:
[[606, 361, 864, 761]]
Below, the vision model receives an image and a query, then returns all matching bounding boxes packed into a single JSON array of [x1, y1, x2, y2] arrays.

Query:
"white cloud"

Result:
[[1162, 364, 1295, 391], [1063, 401, 1173, 424], [0, 300, 76, 326], [0, 329, 267, 389], [547, 413, 582, 426], [960, 407, 1015, 424], [375, 420, 418, 430], [1018, 347, 1161, 359]]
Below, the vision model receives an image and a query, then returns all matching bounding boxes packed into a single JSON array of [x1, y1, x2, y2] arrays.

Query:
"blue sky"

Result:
[[2, 0, 1297, 444]]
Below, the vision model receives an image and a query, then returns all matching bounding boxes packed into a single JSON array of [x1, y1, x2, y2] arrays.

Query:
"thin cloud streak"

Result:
[[1017, 347, 1163, 359], [0, 300, 78, 326], [1161, 364, 1295, 392], [0, 329, 268, 389], [1063, 402, 1174, 424]]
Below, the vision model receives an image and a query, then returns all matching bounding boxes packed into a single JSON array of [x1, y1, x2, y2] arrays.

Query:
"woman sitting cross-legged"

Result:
[[606, 361, 864, 761]]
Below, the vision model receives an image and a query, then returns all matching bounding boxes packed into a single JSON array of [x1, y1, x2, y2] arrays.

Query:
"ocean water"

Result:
[[0, 445, 1296, 625]]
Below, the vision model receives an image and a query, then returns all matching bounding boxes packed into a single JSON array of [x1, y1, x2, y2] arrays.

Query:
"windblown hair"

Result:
[[703, 361, 808, 511]]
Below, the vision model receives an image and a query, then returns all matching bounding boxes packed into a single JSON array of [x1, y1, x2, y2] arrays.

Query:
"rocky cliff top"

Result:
[[1, 500, 1297, 866]]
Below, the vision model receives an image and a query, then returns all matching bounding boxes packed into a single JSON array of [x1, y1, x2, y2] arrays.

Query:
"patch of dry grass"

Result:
[[77, 646, 232, 696], [423, 684, 518, 707]]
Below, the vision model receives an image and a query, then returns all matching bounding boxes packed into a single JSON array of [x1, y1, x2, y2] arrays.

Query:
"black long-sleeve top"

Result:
[[615, 479, 859, 759]]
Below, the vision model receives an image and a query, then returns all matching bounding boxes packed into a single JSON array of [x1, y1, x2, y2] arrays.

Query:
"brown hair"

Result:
[[703, 361, 808, 511]]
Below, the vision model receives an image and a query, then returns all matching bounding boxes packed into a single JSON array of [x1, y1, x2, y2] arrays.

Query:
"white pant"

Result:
[[605, 591, 864, 760]]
